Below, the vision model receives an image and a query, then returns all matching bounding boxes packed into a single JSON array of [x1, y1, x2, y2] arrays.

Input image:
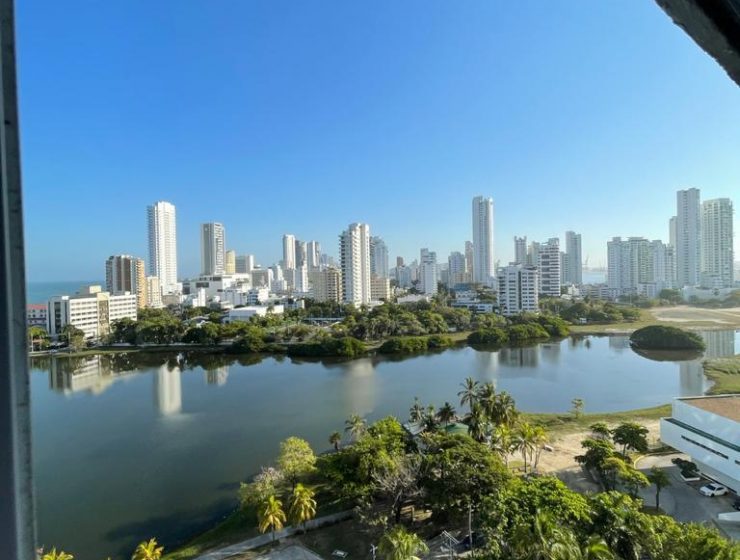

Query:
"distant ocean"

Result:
[[26, 280, 103, 304]]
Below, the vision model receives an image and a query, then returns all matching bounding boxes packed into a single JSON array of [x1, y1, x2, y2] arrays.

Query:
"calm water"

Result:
[[31, 330, 738, 559]]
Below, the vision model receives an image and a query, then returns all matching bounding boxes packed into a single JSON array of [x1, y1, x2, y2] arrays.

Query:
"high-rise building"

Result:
[[371, 276, 392, 301], [105, 255, 146, 308], [651, 240, 676, 290], [497, 264, 539, 316], [419, 248, 438, 294], [537, 238, 561, 297], [306, 241, 321, 270], [146, 276, 163, 308], [340, 223, 372, 305], [514, 236, 527, 265], [607, 236, 674, 297], [396, 256, 404, 268], [147, 201, 178, 294], [447, 251, 467, 288], [676, 188, 701, 287], [669, 216, 677, 248], [200, 222, 225, 276], [370, 236, 389, 279], [527, 241, 540, 267], [701, 198, 734, 288], [282, 234, 296, 270], [224, 250, 236, 274], [235, 254, 255, 274], [309, 267, 343, 302], [472, 196, 495, 285], [295, 239, 307, 267], [564, 231, 582, 285], [464, 241, 474, 276]]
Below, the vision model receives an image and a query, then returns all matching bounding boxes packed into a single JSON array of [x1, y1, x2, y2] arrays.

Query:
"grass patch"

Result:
[[525, 404, 672, 436], [162, 484, 350, 560], [703, 355, 740, 395]]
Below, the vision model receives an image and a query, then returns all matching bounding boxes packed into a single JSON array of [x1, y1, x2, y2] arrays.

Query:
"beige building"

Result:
[[146, 276, 163, 308], [105, 254, 147, 308], [370, 276, 391, 302], [47, 285, 138, 340], [225, 250, 236, 274], [309, 267, 343, 303]]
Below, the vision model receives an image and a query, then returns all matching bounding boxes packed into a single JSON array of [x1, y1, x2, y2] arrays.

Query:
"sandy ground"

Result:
[[649, 306, 740, 325], [530, 420, 661, 493]]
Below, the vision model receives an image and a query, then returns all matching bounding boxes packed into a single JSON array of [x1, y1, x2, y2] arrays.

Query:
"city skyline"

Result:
[[20, 2, 740, 281]]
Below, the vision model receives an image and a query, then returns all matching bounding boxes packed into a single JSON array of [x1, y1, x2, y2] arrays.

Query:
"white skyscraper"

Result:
[[340, 223, 372, 305], [701, 198, 734, 288], [282, 234, 296, 270], [447, 251, 467, 288], [472, 196, 494, 286], [235, 254, 255, 274], [201, 222, 225, 276], [565, 231, 582, 285], [498, 264, 539, 316], [306, 241, 321, 270], [537, 238, 561, 297], [514, 236, 527, 265], [147, 201, 178, 295], [419, 248, 438, 295], [669, 216, 677, 248], [676, 188, 701, 287], [370, 236, 389, 279]]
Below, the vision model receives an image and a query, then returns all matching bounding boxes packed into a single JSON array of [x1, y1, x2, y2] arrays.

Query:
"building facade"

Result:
[[235, 254, 255, 274], [340, 223, 372, 305], [676, 188, 701, 287], [660, 395, 740, 492], [309, 267, 343, 303], [472, 196, 495, 286], [282, 234, 296, 271], [201, 222, 226, 276], [47, 285, 137, 340], [146, 276, 163, 308], [564, 231, 582, 285], [225, 250, 236, 275], [537, 238, 561, 297], [514, 236, 527, 265], [701, 198, 734, 288], [370, 236, 389, 279], [497, 264, 539, 316], [105, 254, 147, 308], [147, 201, 178, 295]]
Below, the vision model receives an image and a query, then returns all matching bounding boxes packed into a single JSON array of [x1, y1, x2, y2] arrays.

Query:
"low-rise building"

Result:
[[47, 285, 137, 340], [224, 305, 285, 323], [27, 304, 47, 328], [309, 267, 343, 303], [660, 395, 740, 492]]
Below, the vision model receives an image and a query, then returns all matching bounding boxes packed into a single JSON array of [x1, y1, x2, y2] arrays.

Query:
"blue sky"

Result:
[[18, 1, 739, 281]]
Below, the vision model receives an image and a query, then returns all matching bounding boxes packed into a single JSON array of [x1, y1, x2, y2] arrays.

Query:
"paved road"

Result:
[[636, 453, 740, 540]]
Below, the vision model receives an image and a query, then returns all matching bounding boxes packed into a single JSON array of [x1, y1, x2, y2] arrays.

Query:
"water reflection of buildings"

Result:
[[48, 355, 132, 395], [205, 366, 229, 386], [474, 349, 499, 383], [679, 330, 735, 397], [336, 358, 376, 417], [498, 346, 538, 368], [154, 364, 182, 415], [608, 336, 630, 352]]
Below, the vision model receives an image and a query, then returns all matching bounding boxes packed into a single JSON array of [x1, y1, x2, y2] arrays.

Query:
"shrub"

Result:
[[629, 325, 705, 351], [468, 327, 509, 345], [508, 323, 550, 342], [287, 336, 366, 358], [378, 337, 428, 354]]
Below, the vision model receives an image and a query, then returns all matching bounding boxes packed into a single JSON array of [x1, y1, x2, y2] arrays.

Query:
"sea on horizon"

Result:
[[26, 280, 104, 305]]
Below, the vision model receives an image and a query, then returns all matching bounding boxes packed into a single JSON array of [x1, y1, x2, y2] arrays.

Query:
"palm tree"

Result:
[[510, 511, 583, 560], [329, 431, 342, 451], [344, 414, 367, 441], [408, 397, 424, 424], [437, 402, 456, 427], [647, 466, 671, 510], [491, 391, 518, 427], [289, 483, 317, 534], [531, 425, 548, 472], [131, 538, 164, 560], [477, 381, 497, 420], [514, 422, 538, 473], [463, 402, 489, 443], [257, 494, 287, 543], [457, 377, 479, 410], [491, 424, 513, 466], [421, 405, 439, 433], [40, 550, 74, 560], [378, 525, 429, 560]]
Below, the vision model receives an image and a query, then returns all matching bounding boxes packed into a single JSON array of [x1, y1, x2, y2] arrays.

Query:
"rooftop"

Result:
[[679, 395, 740, 423]]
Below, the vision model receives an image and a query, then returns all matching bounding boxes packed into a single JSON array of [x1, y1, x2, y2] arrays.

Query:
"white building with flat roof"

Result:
[[701, 198, 734, 288], [497, 264, 539, 316], [660, 395, 740, 492], [148, 201, 178, 294], [340, 223, 371, 305], [676, 188, 701, 287], [47, 285, 137, 339], [472, 196, 495, 286], [225, 305, 284, 323], [537, 238, 561, 297]]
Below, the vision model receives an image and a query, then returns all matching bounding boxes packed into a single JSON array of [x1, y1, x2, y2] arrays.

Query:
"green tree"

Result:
[[277, 437, 316, 490], [239, 467, 284, 507], [130, 538, 164, 560], [509, 511, 584, 560], [378, 525, 428, 560], [575, 438, 615, 475], [28, 325, 50, 351], [329, 431, 342, 451], [437, 402, 456, 426], [345, 414, 367, 441], [458, 377, 479, 411], [571, 397, 585, 419], [611, 422, 649, 455], [646, 466, 671, 510], [589, 422, 611, 440], [257, 495, 287, 543], [491, 391, 519, 427], [408, 397, 424, 423], [289, 483, 317, 534], [463, 402, 489, 443], [61, 324, 86, 350], [41, 549, 74, 560]]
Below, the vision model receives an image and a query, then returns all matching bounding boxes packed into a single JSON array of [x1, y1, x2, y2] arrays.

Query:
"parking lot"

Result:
[[636, 454, 740, 540]]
